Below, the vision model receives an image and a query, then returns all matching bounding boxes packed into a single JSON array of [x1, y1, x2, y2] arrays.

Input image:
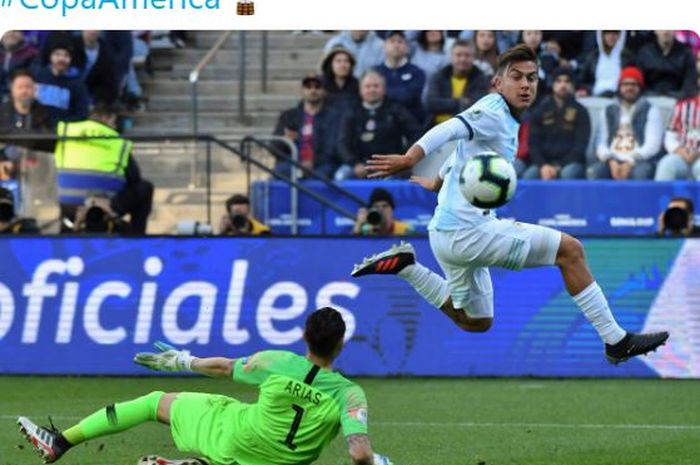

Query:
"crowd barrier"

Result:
[[251, 180, 700, 236]]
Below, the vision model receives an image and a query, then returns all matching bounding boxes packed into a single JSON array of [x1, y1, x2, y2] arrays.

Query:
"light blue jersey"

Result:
[[416, 93, 520, 231]]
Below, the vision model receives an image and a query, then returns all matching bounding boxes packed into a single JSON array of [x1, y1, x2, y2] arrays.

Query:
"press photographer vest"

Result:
[[54, 120, 131, 205]]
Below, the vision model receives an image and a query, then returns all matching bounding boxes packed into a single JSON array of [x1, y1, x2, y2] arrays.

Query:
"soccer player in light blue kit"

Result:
[[351, 44, 668, 364]]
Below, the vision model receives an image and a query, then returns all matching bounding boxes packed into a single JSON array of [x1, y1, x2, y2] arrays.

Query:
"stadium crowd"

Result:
[[1, 30, 699, 236], [273, 30, 699, 183]]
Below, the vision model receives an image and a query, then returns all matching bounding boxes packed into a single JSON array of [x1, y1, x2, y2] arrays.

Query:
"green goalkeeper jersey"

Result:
[[230, 350, 368, 465]]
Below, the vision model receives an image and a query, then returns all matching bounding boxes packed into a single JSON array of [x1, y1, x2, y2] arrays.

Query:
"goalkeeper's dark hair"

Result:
[[304, 307, 346, 359]]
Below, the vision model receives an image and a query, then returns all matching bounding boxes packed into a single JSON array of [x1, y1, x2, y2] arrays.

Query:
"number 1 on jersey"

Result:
[[281, 404, 305, 450]]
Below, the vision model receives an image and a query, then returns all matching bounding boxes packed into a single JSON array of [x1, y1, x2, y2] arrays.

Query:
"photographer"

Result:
[[353, 187, 413, 236], [0, 186, 39, 234], [219, 194, 271, 236], [657, 197, 700, 237], [72, 194, 128, 234]]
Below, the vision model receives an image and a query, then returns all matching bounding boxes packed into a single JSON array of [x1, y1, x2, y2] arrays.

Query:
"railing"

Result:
[[189, 31, 234, 137], [0, 132, 360, 234], [239, 135, 368, 234]]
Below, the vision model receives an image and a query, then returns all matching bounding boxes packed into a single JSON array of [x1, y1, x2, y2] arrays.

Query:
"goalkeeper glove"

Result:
[[133, 341, 195, 372], [373, 453, 394, 465]]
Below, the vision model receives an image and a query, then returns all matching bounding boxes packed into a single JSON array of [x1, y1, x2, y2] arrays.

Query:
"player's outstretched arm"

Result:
[[410, 175, 443, 193], [190, 356, 234, 378], [347, 434, 374, 465], [133, 341, 234, 378], [366, 144, 425, 179], [346, 434, 394, 465]]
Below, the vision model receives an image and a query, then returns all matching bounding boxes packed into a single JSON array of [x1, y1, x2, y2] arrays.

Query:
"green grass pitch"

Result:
[[2, 376, 699, 465]]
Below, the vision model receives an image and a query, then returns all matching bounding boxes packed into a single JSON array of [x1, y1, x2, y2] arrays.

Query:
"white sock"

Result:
[[572, 282, 626, 345], [398, 262, 450, 308]]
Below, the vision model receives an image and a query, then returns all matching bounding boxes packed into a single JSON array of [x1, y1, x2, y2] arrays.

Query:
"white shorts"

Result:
[[429, 219, 562, 318]]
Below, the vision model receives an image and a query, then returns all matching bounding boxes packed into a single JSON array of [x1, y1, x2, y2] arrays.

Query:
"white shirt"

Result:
[[415, 93, 520, 231]]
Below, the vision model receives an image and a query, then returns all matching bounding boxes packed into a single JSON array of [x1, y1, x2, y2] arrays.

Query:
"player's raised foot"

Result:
[[17, 416, 68, 463], [605, 331, 670, 365], [137, 456, 209, 465], [351, 241, 416, 277]]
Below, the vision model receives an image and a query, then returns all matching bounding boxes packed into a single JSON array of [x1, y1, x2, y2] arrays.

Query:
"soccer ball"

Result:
[[459, 153, 517, 209]]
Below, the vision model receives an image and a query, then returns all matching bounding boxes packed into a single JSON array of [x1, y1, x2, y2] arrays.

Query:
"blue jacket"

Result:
[[375, 62, 426, 123], [32, 65, 89, 126]]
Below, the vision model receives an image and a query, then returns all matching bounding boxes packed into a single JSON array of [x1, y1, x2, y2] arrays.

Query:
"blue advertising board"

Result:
[[0, 237, 696, 378], [251, 180, 700, 236]]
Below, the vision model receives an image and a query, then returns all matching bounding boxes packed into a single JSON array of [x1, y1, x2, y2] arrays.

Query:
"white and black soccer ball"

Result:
[[459, 152, 517, 209]]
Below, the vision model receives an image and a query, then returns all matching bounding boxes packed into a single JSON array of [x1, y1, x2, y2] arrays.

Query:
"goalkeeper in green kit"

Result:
[[17, 307, 394, 465]]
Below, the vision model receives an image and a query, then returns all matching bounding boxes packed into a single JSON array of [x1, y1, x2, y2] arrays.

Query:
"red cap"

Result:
[[619, 66, 645, 88]]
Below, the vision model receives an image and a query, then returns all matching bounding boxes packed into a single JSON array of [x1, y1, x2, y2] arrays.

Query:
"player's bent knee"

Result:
[[557, 234, 585, 267], [156, 392, 178, 424]]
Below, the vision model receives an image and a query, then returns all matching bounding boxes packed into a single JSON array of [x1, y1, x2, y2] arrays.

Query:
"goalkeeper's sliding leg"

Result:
[[17, 391, 206, 465]]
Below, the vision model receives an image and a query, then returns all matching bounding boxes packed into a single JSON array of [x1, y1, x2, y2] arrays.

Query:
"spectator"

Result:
[[0, 186, 39, 234], [272, 74, 339, 179], [352, 187, 413, 236], [320, 47, 360, 108], [472, 30, 499, 77], [33, 38, 89, 125], [102, 31, 134, 101], [577, 31, 634, 97], [675, 30, 700, 57], [655, 77, 700, 181], [123, 31, 149, 111], [625, 31, 656, 54], [524, 68, 590, 180], [0, 31, 39, 96], [375, 31, 426, 123], [425, 40, 489, 126], [324, 31, 384, 79], [461, 30, 520, 58], [336, 71, 421, 180], [54, 103, 153, 234], [520, 30, 556, 98], [542, 31, 588, 68], [73, 30, 119, 105], [636, 30, 698, 99], [590, 67, 664, 180], [218, 194, 270, 235], [657, 197, 700, 237], [410, 31, 450, 90], [0, 70, 54, 180]]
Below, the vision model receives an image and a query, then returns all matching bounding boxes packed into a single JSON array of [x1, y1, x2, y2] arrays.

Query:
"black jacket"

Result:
[[528, 95, 591, 167], [636, 41, 698, 99], [425, 65, 489, 124], [0, 99, 55, 154], [272, 103, 340, 169], [73, 38, 119, 104], [338, 100, 421, 167]]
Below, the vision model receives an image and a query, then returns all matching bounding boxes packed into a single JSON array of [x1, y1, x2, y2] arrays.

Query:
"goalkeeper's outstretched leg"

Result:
[[17, 390, 176, 464]]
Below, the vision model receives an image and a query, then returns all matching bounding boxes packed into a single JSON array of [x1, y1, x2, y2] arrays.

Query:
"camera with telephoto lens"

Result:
[[662, 207, 689, 234], [176, 220, 213, 236], [366, 208, 384, 227], [230, 213, 248, 230], [0, 188, 15, 223]]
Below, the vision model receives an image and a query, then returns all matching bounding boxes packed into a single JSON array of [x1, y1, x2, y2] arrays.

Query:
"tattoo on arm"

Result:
[[347, 434, 373, 465]]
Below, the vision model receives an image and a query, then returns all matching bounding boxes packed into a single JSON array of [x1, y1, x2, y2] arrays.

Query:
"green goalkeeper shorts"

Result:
[[170, 393, 253, 465]]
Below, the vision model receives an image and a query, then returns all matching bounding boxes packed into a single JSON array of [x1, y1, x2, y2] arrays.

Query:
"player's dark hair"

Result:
[[9, 68, 34, 83], [670, 197, 694, 215], [496, 44, 538, 75], [304, 307, 346, 359]]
